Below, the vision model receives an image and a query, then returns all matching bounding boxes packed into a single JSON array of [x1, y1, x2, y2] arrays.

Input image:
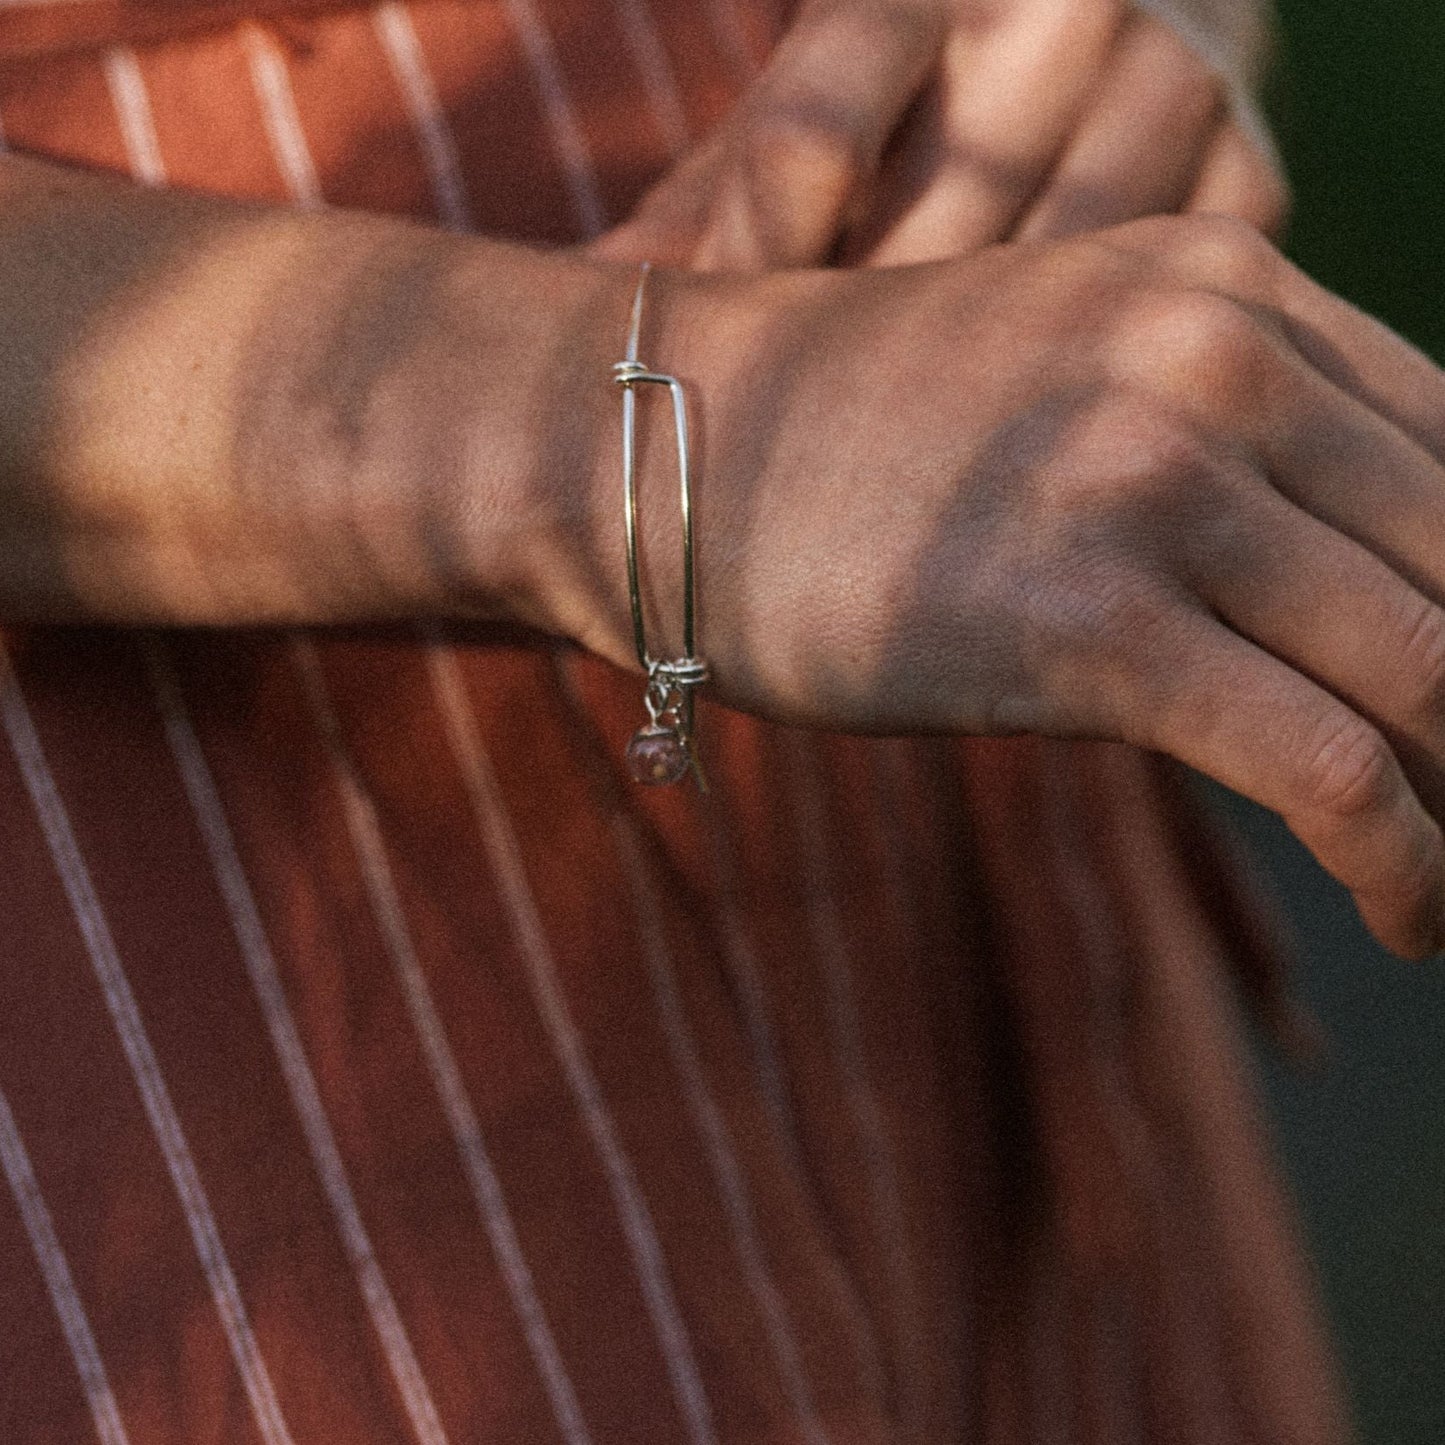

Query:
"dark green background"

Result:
[[1220, 4, 1445, 1439]]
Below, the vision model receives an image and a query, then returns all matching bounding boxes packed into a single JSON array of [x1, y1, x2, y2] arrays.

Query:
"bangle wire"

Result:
[[612, 263, 708, 786], [615, 262, 698, 668]]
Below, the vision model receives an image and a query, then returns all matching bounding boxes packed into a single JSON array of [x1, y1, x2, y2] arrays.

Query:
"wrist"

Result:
[[433, 250, 764, 673], [520, 260, 778, 680], [542, 259, 842, 701], [280, 230, 625, 633]]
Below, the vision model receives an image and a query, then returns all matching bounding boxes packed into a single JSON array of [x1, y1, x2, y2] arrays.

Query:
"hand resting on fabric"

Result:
[[559, 220, 1445, 966], [0, 22, 1440, 968]]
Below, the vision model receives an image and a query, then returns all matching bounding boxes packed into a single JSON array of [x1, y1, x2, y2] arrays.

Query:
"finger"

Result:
[[1106, 215, 1445, 471], [1015, 12, 1223, 242], [1187, 120, 1290, 239], [1255, 349, 1445, 622], [597, 0, 944, 271], [1132, 609, 1445, 960], [715, 0, 946, 266], [1108, 285, 1445, 626], [855, 0, 1126, 264], [1201, 485, 1445, 825]]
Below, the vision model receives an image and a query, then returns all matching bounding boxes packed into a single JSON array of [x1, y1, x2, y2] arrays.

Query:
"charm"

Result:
[[626, 724, 691, 786], [625, 660, 708, 789]]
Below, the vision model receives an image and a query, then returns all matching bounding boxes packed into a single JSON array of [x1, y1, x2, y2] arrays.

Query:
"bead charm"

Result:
[[626, 725, 690, 786]]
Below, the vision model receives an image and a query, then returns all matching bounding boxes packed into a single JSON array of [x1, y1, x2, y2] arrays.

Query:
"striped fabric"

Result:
[[0, 4, 1351, 1442]]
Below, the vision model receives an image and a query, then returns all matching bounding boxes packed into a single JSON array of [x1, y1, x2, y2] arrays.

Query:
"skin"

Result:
[[2, 3, 1444, 965], [571, 226, 1445, 966], [598, 0, 1289, 269], [0, 156, 613, 628]]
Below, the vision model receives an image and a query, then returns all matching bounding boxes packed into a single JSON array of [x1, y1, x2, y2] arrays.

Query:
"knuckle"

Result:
[[1393, 818, 1445, 915], [1118, 290, 1275, 409], [1035, 392, 1257, 578], [1131, 418, 1223, 498], [1072, 394, 1227, 510], [1363, 809, 1445, 934], [1395, 596, 1445, 719], [1293, 709, 1445, 918], [1186, 211, 1279, 274], [1249, 161, 1293, 240], [1027, 557, 1189, 720], [1188, 212, 1284, 296], [1117, 211, 1283, 290], [743, 86, 868, 189], [1299, 712, 1398, 824], [1163, 291, 1266, 372]]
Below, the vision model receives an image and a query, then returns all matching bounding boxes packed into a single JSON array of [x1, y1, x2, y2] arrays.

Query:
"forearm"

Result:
[[0, 152, 616, 628]]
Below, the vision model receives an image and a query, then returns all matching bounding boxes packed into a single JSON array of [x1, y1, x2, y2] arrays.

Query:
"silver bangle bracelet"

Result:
[[612, 262, 709, 790]]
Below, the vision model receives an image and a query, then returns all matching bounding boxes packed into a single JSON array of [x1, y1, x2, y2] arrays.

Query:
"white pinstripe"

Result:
[[698, 802, 805, 1175], [143, 640, 453, 1445], [495, 0, 606, 236], [102, 48, 166, 187], [781, 732, 926, 1426], [1036, 746, 1149, 1445], [245, 28, 325, 210], [0, 654, 296, 1445], [426, 644, 717, 1445], [290, 638, 594, 1445], [0, 1086, 131, 1445], [692, 776, 892, 1408], [610, 0, 688, 157], [372, 2, 474, 232], [603, 797, 833, 1445]]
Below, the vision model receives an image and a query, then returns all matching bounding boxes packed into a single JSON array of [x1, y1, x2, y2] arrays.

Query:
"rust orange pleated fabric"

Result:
[[0, 6, 1354, 1443]]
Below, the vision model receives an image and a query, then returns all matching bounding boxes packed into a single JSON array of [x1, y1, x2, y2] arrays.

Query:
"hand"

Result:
[[550, 216, 1445, 962], [596, 0, 1287, 270]]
